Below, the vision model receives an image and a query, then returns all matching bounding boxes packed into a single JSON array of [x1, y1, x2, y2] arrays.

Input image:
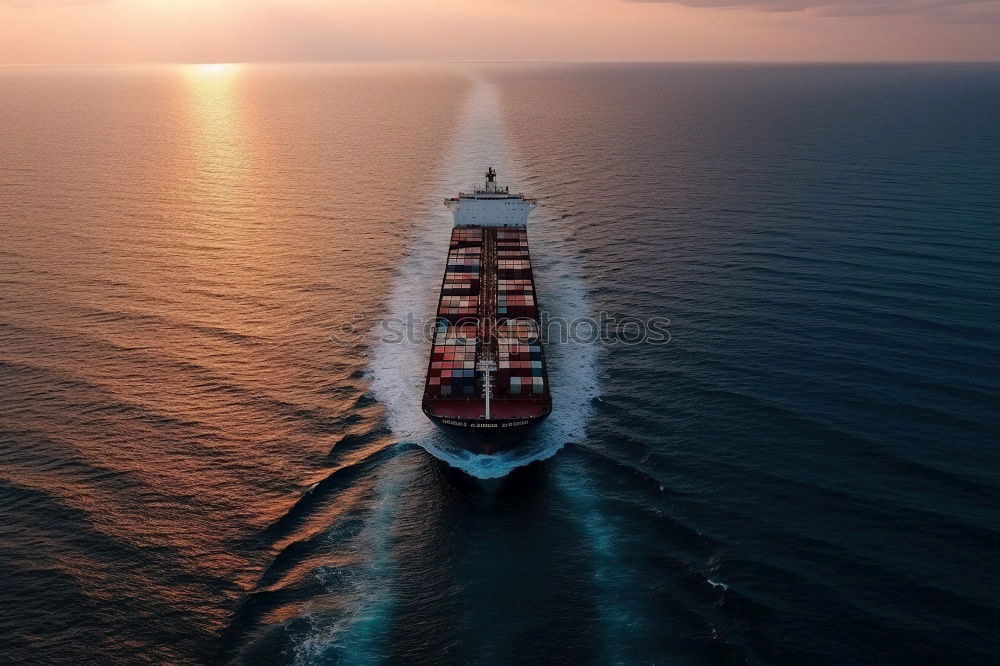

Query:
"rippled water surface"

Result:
[[1, 63, 999, 665]]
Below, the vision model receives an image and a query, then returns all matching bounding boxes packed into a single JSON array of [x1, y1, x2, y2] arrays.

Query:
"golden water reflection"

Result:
[[181, 63, 249, 199]]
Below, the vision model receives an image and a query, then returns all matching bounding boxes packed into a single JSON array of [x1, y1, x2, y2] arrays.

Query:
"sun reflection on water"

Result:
[[194, 63, 239, 76], [172, 61, 265, 334], [181, 62, 248, 198]]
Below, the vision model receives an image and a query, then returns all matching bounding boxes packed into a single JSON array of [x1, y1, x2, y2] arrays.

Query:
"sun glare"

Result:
[[195, 63, 238, 76]]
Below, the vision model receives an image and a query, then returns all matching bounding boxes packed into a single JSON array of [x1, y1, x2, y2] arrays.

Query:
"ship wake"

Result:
[[367, 73, 598, 479]]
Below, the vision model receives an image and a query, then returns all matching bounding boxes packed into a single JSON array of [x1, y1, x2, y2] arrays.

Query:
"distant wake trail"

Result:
[[367, 73, 599, 478]]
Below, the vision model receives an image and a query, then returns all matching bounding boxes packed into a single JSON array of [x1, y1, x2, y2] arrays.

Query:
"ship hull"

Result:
[[425, 411, 548, 455]]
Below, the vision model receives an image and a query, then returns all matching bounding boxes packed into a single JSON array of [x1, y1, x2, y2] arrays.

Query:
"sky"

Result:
[[1, 0, 998, 65]]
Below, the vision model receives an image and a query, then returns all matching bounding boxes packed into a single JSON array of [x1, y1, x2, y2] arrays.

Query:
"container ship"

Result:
[[421, 168, 551, 454]]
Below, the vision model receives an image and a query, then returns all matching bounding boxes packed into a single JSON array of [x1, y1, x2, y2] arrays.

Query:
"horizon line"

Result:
[[3, 57, 1000, 69]]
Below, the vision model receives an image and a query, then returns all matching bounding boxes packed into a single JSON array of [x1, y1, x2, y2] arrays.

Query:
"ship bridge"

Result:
[[445, 167, 537, 228]]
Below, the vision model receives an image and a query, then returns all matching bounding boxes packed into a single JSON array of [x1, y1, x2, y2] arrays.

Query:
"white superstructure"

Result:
[[445, 167, 536, 227]]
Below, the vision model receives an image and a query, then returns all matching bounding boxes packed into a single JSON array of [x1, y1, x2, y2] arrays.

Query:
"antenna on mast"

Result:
[[484, 167, 499, 194]]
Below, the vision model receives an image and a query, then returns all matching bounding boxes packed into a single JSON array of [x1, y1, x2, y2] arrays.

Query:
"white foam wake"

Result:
[[553, 460, 649, 662], [367, 72, 599, 479], [293, 454, 416, 665]]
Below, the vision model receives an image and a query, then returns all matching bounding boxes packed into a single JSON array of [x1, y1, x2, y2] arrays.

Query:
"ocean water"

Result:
[[1, 62, 998, 665]]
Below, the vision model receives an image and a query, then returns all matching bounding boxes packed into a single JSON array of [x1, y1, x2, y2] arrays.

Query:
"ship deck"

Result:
[[422, 225, 551, 422]]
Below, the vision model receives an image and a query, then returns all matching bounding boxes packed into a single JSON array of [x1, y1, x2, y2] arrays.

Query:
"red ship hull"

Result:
[[423, 409, 548, 455]]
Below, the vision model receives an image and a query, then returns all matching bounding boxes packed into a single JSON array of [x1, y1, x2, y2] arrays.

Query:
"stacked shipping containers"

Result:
[[495, 229, 545, 397], [440, 228, 482, 322], [496, 229, 535, 318], [497, 279, 535, 317], [426, 227, 483, 398], [425, 225, 547, 402], [497, 319, 544, 396], [427, 322, 479, 397]]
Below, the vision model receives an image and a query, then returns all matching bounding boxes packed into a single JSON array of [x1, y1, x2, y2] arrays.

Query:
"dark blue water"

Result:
[[495, 63, 1000, 664], [1, 63, 998, 664]]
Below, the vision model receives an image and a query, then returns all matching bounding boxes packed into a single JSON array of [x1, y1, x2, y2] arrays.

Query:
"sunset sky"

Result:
[[1, 0, 999, 65]]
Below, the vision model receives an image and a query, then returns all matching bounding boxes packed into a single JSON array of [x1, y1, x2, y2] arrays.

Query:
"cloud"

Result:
[[627, 0, 1000, 22]]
